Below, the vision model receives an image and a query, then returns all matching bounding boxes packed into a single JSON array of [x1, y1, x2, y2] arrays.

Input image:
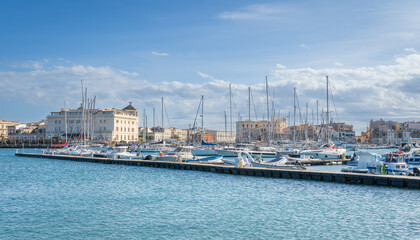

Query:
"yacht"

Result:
[[300, 143, 346, 160], [105, 146, 142, 160], [157, 146, 196, 162], [341, 152, 380, 173]]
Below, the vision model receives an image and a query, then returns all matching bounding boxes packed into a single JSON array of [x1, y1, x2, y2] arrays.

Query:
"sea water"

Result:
[[1, 149, 419, 239]]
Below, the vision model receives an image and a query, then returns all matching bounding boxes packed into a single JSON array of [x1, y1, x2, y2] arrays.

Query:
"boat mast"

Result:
[[224, 111, 227, 143], [229, 84, 232, 143], [265, 76, 270, 144], [143, 109, 146, 143], [64, 101, 67, 143], [92, 96, 96, 141], [201, 95, 204, 143], [316, 99, 319, 140], [326, 76, 329, 143], [293, 88, 296, 150], [81, 80, 84, 144], [248, 86, 251, 143], [153, 107, 155, 129], [161, 98, 164, 128]]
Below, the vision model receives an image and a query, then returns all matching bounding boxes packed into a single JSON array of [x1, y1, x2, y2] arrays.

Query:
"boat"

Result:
[[184, 155, 224, 164], [300, 143, 346, 160], [367, 151, 409, 175], [400, 142, 420, 165], [406, 153, 420, 165], [216, 144, 251, 157], [157, 146, 196, 162], [236, 152, 305, 169], [341, 152, 380, 173], [105, 146, 142, 159]]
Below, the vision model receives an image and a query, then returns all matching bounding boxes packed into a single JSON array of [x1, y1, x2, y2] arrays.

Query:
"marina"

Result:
[[15, 152, 420, 189]]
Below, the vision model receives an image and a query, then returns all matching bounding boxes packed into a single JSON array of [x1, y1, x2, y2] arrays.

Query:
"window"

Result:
[[100, 120, 102, 123], [116, 120, 119, 123], [116, 127, 119, 131], [104, 120, 106, 123]]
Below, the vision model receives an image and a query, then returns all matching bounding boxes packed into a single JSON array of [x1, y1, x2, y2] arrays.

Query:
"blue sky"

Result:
[[1, 0, 420, 133]]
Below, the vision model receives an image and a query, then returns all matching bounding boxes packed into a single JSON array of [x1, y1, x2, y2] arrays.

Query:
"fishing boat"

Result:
[[367, 151, 409, 175]]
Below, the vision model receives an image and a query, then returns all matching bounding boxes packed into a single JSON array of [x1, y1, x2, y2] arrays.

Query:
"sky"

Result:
[[1, 0, 420, 134]]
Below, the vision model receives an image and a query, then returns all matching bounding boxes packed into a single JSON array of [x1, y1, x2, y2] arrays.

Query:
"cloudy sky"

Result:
[[1, 0, 420, 134]]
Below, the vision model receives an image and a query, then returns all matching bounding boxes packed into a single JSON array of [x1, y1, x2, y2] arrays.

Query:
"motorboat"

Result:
[[300, 143, 346, 160], [215, 144, 251, 157], [341, 152, 380, 173], [236, 152, 305, 169], [406, 153, 420, 165], [156, 146, 196, 162], [184, 155, 224, 164], [105, 146, 142, 159]]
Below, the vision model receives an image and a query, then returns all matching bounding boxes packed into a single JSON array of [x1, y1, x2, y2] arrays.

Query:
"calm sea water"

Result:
[[1, 149, 419, 239]]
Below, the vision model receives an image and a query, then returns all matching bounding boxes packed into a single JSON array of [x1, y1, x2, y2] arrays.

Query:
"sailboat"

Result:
[[299, 76, 347, 159]]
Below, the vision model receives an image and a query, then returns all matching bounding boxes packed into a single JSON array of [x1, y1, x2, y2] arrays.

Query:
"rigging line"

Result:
[[163, 101, 171, 127], [329, 78, 340, 123], [250, 89, 259, 121], [295, 91, 305, 141], [187, 97, 202, 146], [154, 105, 160, 127]]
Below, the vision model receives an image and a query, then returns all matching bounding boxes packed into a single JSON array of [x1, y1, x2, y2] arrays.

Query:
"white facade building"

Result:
[[46, 102, 139, 143]]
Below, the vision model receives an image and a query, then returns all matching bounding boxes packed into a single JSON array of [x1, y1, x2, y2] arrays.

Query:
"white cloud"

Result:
[[2, 53, 420, 132], [300, 43, 309, 49], [152, 51, 169, 56], [334, 62, 344, 66], [218, 4, 291, 20], [276, 64, 286, 69], [405, 48, 416, 53], [197, 71, 214, 79]]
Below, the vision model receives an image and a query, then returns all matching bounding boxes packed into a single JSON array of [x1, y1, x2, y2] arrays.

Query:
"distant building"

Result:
[[236, 117, 288, 142], [0, 120, 20, 139], [8, 121, 46, 140], [46, 102, 139, 143], [364, 119, 420, 144]]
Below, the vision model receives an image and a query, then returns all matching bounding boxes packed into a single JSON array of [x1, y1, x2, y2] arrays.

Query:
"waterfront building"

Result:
[[364, 119, 420, 144], [8, 121, 46, 140], [236, 117, 288, 142], [214, 130, 236, 143], [171, 128, 189, 141], [0, 120, 20, 139], [150, 127, 172, 142], [46, 102, 139, 143]]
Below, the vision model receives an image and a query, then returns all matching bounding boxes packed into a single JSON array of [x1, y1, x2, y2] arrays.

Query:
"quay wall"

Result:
[[15, 153, 420, 189]]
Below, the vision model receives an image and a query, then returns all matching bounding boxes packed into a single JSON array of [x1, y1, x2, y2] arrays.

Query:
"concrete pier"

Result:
[[15, 152, 420, 189]]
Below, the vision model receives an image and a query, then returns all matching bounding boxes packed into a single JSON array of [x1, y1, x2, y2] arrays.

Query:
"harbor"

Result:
[[15, 152, 420, 189]]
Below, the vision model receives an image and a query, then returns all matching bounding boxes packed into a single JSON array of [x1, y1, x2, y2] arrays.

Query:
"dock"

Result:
[[15, 152, 420, 189]]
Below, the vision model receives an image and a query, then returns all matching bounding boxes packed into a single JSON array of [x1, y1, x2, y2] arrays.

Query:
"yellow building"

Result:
[[0, 120, 20, 139]]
